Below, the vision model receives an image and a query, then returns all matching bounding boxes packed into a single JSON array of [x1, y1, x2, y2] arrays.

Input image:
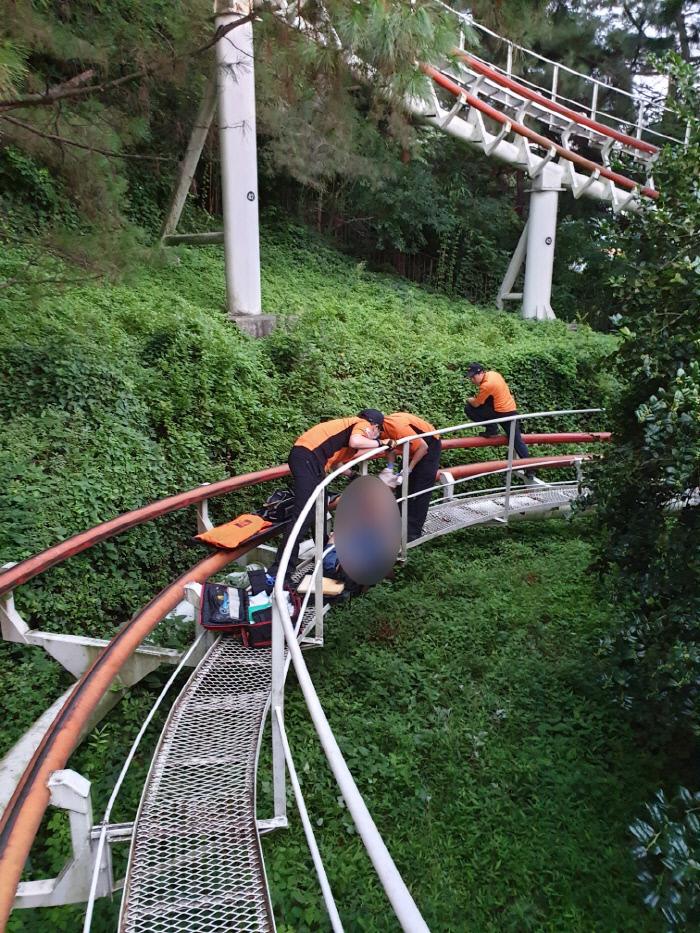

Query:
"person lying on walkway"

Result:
[[266, 410, 392, 583], [463, 363, 535, 481], [380, 411, 441, 543]]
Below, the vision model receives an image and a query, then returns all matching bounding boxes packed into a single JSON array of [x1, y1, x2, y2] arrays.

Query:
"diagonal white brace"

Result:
[[440, 91, 467, 129], [484, 120, 512, 156], [529, 145, 557, 179]]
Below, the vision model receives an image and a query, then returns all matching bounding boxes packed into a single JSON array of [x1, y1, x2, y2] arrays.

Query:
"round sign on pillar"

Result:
[[247, 191, 256, 202], [545, 236, 553, 245]]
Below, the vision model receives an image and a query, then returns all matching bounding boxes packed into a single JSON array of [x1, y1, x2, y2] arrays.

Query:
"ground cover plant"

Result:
[[0, 216, 613, 644], [260, 519, 689, 933], [0, 218, 624, 933]]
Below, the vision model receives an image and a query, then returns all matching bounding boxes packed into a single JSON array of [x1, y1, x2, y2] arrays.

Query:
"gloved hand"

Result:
[[379, 467, 397, 486], [384, 438, 398, 451]]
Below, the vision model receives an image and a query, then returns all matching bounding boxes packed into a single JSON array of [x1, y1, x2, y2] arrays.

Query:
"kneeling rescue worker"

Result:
[[463, 363, 535, 481], [267, 410, 393, 583], [381, 411, 441, 542]]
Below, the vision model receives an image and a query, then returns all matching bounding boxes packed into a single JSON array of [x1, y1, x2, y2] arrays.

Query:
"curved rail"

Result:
[[458, 53, 658, 156], [423, 64, 659, 199], [438, 3, 686, 148], [0, 425, 609, 927], [0, 465, 289, 598], [0, 529, 278, 930], [0, 435, 608, 599]]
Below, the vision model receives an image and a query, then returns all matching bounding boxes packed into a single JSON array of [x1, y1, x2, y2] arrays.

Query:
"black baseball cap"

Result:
[[357, 409, 384, 430], [465, 363, 485, 377]]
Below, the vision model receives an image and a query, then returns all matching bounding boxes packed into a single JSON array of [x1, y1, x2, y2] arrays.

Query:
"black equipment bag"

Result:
[[259, 488, 295, 524], [199, 582, 249, 634], [241, 586, 302, 649]]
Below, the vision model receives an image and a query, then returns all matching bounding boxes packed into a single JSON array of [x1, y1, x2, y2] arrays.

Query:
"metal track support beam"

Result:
[[215, 2, 262, 317], [160, 68, 218, 242], [522, 172, 560, 320]]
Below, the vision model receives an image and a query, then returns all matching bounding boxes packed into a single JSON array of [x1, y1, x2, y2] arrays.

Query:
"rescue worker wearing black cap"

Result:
[[463, 363, 534, 479], [267, 410, 392, 582]]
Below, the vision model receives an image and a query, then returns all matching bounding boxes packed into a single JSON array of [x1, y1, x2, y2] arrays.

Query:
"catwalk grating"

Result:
[[413, 484, 578, 545], [119, 637, 276, 933]]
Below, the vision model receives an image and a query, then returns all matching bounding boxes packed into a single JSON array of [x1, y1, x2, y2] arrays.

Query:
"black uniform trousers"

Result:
[[402, 436, 442, 542], [268, 446, 328, 578], [464, 399, 530, 461]]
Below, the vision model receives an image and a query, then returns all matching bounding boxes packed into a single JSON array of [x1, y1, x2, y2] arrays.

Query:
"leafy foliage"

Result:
[[0, 217, 613, 636], [631, 787, 700, 933], [584, 57, 700, 730], [260, 522, 686, 932]]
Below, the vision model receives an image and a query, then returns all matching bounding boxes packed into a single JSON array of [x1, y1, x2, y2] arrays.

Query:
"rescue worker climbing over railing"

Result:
[[463, 363, 535, 481]]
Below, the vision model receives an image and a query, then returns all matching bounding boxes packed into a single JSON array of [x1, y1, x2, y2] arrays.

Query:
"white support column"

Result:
[[215, 1, 262, 317], [522, 170, 560, 321]]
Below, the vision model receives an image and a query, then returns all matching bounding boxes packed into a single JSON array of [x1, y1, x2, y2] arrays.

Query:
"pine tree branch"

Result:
[[0, 15, 255, 113], [2, 115, 177, 161]]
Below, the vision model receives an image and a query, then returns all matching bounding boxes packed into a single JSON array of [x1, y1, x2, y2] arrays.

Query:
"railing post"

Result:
[[399, 440, 410, 559], [551, 65, 559, 102], [314, 494, 325, 643], [636, 103, 646, 140], [590, 82, 599, 121], [271, 598, 286, 823], [506, 42, 513, 77], [196, 483, 213, 534], [502, 417, 516, 522]]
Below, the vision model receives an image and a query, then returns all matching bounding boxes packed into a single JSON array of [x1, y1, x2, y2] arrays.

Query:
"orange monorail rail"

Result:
[[457, 53, 659, 156]]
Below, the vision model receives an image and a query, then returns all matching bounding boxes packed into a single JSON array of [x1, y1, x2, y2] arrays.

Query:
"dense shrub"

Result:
[[0, 219, 614, 637]]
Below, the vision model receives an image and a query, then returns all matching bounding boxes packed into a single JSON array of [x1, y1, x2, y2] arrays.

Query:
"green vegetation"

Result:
[[0, 216, 613, 640], [583, 59, 700, 930], [260, 521, 689, 933]]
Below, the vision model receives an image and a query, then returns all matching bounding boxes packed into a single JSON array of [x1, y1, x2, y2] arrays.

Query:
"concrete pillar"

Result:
[[522, 171, 560, 321], [215, 2, 262, 316]]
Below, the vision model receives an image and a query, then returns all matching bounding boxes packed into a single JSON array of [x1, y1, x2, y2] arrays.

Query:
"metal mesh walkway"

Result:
[[119, 637, 275, 933], [414, 485, 578, 545]]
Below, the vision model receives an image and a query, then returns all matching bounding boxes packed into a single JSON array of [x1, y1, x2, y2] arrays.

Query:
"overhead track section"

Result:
[[416, 64, 658, 208]]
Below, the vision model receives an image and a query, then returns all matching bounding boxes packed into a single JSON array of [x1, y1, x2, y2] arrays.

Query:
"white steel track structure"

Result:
[[161, 3, 684, 322], [104, 409, 602, 933]]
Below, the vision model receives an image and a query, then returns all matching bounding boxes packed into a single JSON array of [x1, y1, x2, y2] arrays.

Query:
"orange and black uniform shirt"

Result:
[[382, 412, 439, 458], [294, 417, 377, 471], [469, 371, 517, 412]]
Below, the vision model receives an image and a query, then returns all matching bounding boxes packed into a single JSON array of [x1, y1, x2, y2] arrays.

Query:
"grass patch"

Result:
[[261, 519, 678, 933]]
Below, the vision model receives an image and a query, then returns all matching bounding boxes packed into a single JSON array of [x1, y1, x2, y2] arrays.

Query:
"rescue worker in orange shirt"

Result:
[[267, 410, 393, 582], [380, 411, 441, 542], [463, 363, 534, 480]]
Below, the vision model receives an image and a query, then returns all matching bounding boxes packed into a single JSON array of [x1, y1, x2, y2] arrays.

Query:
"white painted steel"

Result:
[[83, 636, 205, 933], [215, 5, 262, 316], [273, 707, 345, 933], [436, 4, 684, 146], [522, 176, 559, 320], [113, 409, 602, 933]]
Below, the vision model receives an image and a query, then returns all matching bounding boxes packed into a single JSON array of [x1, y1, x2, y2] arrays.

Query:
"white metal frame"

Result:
[[265, 407, 602, 931]]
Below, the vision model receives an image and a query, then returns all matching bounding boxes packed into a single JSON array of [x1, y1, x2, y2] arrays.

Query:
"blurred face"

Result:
[[470, 371, 485, 386], [368, 422, 381, 439]]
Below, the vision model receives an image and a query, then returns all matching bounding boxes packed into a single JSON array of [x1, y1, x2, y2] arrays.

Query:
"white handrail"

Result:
[[83, 634, 207, 933], [269, 407, 603, 931]]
